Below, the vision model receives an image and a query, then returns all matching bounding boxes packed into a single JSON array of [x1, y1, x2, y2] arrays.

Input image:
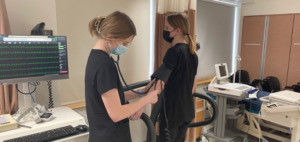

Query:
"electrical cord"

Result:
[[16, 82, 38, 95], [27, 82, 35, 103], [16, 82, 39, 103], [47, 80, 54, 108]]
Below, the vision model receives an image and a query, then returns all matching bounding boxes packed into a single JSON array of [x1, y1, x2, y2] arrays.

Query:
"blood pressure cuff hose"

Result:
[[151, 63, 173, 83]]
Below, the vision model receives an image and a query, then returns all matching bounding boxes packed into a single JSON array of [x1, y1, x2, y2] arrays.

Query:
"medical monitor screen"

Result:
[[215, 63, 229, 80], [219, 65, 227, 77], [0, 35, 69, 84]]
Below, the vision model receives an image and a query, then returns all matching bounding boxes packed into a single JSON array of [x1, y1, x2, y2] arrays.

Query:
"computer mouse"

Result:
[[75, 125, 88, 132]]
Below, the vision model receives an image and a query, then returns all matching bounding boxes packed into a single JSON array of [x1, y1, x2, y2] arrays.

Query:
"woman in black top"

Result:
[[159, 13, 198, 142], [85, 11, 162, 142]]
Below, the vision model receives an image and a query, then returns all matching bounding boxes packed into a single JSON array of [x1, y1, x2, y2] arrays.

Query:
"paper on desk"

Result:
[[247, 91, 258, 99], [0, 116, 9, 125]]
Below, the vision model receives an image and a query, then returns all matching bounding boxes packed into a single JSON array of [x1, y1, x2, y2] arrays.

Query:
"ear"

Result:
[[105, 34, 115, 45], [176, 28, 182, 34], [106, 34, 113, 40]]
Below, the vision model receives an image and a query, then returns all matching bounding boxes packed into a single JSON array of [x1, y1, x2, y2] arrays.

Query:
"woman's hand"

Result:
[[129, 106, 145, 120], [149, 79, 165, 93], [142, 79, 156, 92], [144, 89, 160, 104]]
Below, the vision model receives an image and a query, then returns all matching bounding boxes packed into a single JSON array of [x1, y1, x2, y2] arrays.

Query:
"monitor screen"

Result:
[[219, 65, 227, 77], [0, 35, 69, 84], [215, 63, 229, 80]]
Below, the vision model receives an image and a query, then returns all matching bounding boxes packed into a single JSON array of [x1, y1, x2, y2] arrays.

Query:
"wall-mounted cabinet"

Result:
[[241, 14, 300, 88]]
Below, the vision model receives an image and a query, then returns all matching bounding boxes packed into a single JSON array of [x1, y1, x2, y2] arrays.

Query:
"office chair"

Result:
[[265, 76, 281, 92]]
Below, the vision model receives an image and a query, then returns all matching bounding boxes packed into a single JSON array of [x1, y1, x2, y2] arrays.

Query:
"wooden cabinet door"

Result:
[[263, 14, 294, 88], [287, 14, 300, 86], [241, 16, 266, 81]]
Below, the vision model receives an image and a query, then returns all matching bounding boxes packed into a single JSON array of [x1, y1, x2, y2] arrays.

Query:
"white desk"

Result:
[[0, 107, 89, 142]]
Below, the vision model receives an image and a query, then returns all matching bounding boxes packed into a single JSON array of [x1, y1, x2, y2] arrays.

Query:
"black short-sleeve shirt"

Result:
[[163, 43, 198, 123], [85, 49, 131, 142]]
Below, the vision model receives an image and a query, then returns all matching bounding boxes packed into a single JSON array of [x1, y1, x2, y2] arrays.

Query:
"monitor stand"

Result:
[[211, 76, 228, 85], [18, 83, 36, 109], [216, 79, 221, 84]]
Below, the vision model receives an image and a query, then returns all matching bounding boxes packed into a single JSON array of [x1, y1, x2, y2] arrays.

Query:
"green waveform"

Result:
[[0, 45, 58, 49], [0, 66, 59, 72], [0, 74, 27, 78], [0, 71, 59, 78], [0, 51, 58, 54], [0, 56, 59, 60], [29, 71, 59, 75], [0, 61, 58, 67]]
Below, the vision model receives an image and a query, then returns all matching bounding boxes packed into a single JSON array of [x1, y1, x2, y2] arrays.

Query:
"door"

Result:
[[287, 14, 300, 86], [241, 16, 266, 81], [263, 14, 294, 88]]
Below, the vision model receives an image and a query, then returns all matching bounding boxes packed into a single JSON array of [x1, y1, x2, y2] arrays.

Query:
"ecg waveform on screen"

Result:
[[0, 71, 59, 78], [0, 44, 61, 80]]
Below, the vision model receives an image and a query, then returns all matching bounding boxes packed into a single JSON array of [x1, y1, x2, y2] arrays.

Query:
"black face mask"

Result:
[[163, 30, 174, 43]]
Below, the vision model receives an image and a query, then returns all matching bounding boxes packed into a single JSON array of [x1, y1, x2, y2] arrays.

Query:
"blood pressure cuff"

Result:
[[151, 63, 173, 83]]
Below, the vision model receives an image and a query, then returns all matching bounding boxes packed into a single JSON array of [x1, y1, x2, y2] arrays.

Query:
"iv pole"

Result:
[[233, 55, 241, 83]]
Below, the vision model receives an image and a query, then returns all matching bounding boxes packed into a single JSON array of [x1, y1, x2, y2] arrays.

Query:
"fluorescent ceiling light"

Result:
[[202, 0, 253, 7], [213, 0, 238, 6]]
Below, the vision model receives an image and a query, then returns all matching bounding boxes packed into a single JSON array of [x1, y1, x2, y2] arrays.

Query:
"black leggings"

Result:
[[159, 115, 190, 142]]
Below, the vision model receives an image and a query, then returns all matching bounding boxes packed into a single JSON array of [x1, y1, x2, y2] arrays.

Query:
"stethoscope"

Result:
[[105, 40, 159, 95], [110, 55, 152, 95]]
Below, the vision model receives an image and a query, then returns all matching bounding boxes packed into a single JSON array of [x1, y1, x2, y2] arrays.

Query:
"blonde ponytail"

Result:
[[187, 34, 196, 54]]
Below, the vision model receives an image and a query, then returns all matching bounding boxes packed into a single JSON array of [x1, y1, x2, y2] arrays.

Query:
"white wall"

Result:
[[242, 0, 300, 16], [5, 0, 57, 35], [196, 1, 235, 80]]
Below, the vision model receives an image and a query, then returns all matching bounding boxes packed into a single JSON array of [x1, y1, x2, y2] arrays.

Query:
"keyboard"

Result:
[[218, 83, 251, 90], [4, 125, 80, 142]]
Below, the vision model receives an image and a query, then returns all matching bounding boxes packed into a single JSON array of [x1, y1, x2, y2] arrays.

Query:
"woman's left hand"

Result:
[[129, 106, 145, 120]]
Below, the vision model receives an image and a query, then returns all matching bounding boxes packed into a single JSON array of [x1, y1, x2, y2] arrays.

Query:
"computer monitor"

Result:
[[0, 35, 69, 84], [215, 63, 229, 80]]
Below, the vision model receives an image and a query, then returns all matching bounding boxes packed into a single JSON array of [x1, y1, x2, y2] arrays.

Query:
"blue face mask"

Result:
[[109, 43, 128, 55]]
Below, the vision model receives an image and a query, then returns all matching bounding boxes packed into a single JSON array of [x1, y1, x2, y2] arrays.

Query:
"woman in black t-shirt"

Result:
[[85, 11, 162, 142], [159, 13, 198, 142]]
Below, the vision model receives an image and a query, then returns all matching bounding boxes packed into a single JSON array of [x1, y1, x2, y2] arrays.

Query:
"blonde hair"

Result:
[[88, 11, 136, 39], [166, 13, 196, 54]]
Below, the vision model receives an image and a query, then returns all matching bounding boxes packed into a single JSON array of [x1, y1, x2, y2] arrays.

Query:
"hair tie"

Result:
[[94, 17, 106, 33], [95, 20, 100, 33]]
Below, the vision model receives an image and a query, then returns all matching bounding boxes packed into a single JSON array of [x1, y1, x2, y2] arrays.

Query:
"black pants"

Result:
[[159, 114, 190, 142]]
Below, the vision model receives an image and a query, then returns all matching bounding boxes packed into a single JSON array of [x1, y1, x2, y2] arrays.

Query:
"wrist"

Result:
[[137, 89, 143, 98]]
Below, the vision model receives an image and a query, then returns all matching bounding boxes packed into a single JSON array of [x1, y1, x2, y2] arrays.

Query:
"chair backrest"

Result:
[[259, 79, 271, 92], [230, 70, 250, 84], [251, 79, 261, 88], [292, 82, 300, 93], [266, 76, 281, 92]]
